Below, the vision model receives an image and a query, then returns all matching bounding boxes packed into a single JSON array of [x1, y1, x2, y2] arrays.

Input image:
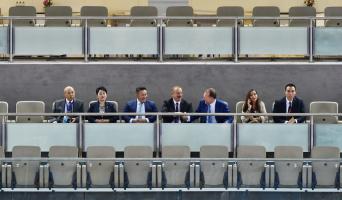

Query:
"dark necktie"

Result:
[[288, 102, 292, 113], [174, 102, 180, 123], [67, 102, 73, 112], [207, 105, 213, 123]]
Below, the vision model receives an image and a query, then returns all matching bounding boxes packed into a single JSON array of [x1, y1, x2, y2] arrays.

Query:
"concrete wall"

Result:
[[0, 62, 341, 113]]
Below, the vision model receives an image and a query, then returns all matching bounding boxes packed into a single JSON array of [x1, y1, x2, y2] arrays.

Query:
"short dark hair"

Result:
[[136, 86, 147, 93], [284, 83, 296, 91], [96, 86, 107, 95], [206, 88, 217, 99]]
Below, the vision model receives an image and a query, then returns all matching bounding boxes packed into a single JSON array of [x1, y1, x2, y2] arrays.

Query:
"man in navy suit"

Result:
[[273, 83, 306, 123], [191, 88, 233, 123], [123, 86, 158, 123], [52, 86, 84, 123]]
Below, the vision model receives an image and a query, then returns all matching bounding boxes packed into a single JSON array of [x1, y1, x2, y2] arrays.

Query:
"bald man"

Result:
[[52, 86, 84, 123], [162, 86, 193, 123]]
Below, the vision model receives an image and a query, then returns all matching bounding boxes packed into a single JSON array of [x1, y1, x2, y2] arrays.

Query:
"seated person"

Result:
[[162, 86, 193, 123], [191, 88, 233, 123], [88, 86, 118, 123], [123, 86, 158, 123], [241, 89, 267, 123], [52, 86, 84, 123], [273, 83, 305, 123]]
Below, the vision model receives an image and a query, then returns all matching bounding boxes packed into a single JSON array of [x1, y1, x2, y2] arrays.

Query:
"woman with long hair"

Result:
[[241, 89, 267, 123]]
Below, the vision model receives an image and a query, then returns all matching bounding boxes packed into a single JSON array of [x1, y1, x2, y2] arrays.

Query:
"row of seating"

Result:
[[0, 145, 340, 189], [0, 101, 338, 123], [7, 5, 342, 27]]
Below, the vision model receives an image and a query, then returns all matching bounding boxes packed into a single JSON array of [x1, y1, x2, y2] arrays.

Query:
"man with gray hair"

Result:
[[52, 86, 84, 123]]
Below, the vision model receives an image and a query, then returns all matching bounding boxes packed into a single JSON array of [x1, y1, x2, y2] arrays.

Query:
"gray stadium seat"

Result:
[[48, 146, 78, 188], [88, 100, 118, 113], [310, 101, 338, 124], [237, 145, 266, 187], [0, 101, 8, 122], [200, 145, 229, 188], [9, 6, 36, 26], [325, 7, 342, 27], [130, 6, 158, 27], [252, 6, 280, 27], [124, 146, 153, 188], [236, 101, 244, 123], [11, 146, 41, 188], [45, 6, 72, 27], [16, 101, 45, 123], [162, 145, 190, 188], [274, 146, 303, 188], [0, 146, 4, 188], [86, 146, 115, 188], [216, 6, 244, 27], [311, 146, 340, 188], [166, 6, 193, 27], [80, 6, 108, 27], [289, 6, 316, 27]]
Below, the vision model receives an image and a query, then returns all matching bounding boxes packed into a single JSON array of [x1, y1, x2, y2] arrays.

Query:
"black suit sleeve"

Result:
[[296, 99, 306, 123], [162, 101, 174, 123], [108, 104, 118, 123], [87, 103, 96, 123], [272, 101, 285, 123]]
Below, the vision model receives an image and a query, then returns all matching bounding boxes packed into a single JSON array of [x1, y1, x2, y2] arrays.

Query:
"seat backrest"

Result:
[[274, 146, 303, 187], [200, 145, 229, 187], [87, 146, 115, 187], [49, 146, 78, 187], [16, 101, 45, 123], [237, 145, 266, 187], [9, 6, 36, 26], [12, 146, 41, 187], [310, 101, 338, 123], [236, 101, 244, 123], [162, 145, 190, 187], [130, 6, 158, 27], [216, 6, 244, 27], [0, 146, 4, 174], [252, 6, 280, 27], [166, 6, 193, 27], [325, 7, 342, 27], [124, 146, 153, 187], [80, 6, 108, 27], [88, 100, 118, 112], [311, 146, 340, 187], [289, 6, 316, 27], [45, 6, 72, 27], [0, 101, 8, 122]]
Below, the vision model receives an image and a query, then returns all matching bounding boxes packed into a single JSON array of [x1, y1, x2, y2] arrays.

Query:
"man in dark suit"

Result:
[[52, 86, 84, 123], [123, 86, 158, 123], [191, 88, 233, 123], [162, 86, 193, 123], [273, 83, 306, 123]]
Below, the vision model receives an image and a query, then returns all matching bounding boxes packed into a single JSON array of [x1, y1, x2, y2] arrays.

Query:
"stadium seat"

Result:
[[10, 146, 41, 188], [325, 7, 342, 27], [86, 146, 115, 188], [48, 146, 79, 188], [80, 6, 108, 27], [200, 145, 229, 188], [274, 146, 303, 188], [235, 101, 244, 123], [216, 6, 244, 27], [45, 6, 72, 27], [237, 145, 266, 188], [161, 145, 191, 188], [311, 146, 340, 188], [0, 146, 4, 188], [252, 6, 280, 27], [16, 101, 45, 123], [310, 101, 338, 124], [124, 146, 153, 188], [0, 101, 8, 122], [289, 6, 316, 27], [166, 6, 193, 27], [9, 6, 36, 26], [130, 6, 158, 27]]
